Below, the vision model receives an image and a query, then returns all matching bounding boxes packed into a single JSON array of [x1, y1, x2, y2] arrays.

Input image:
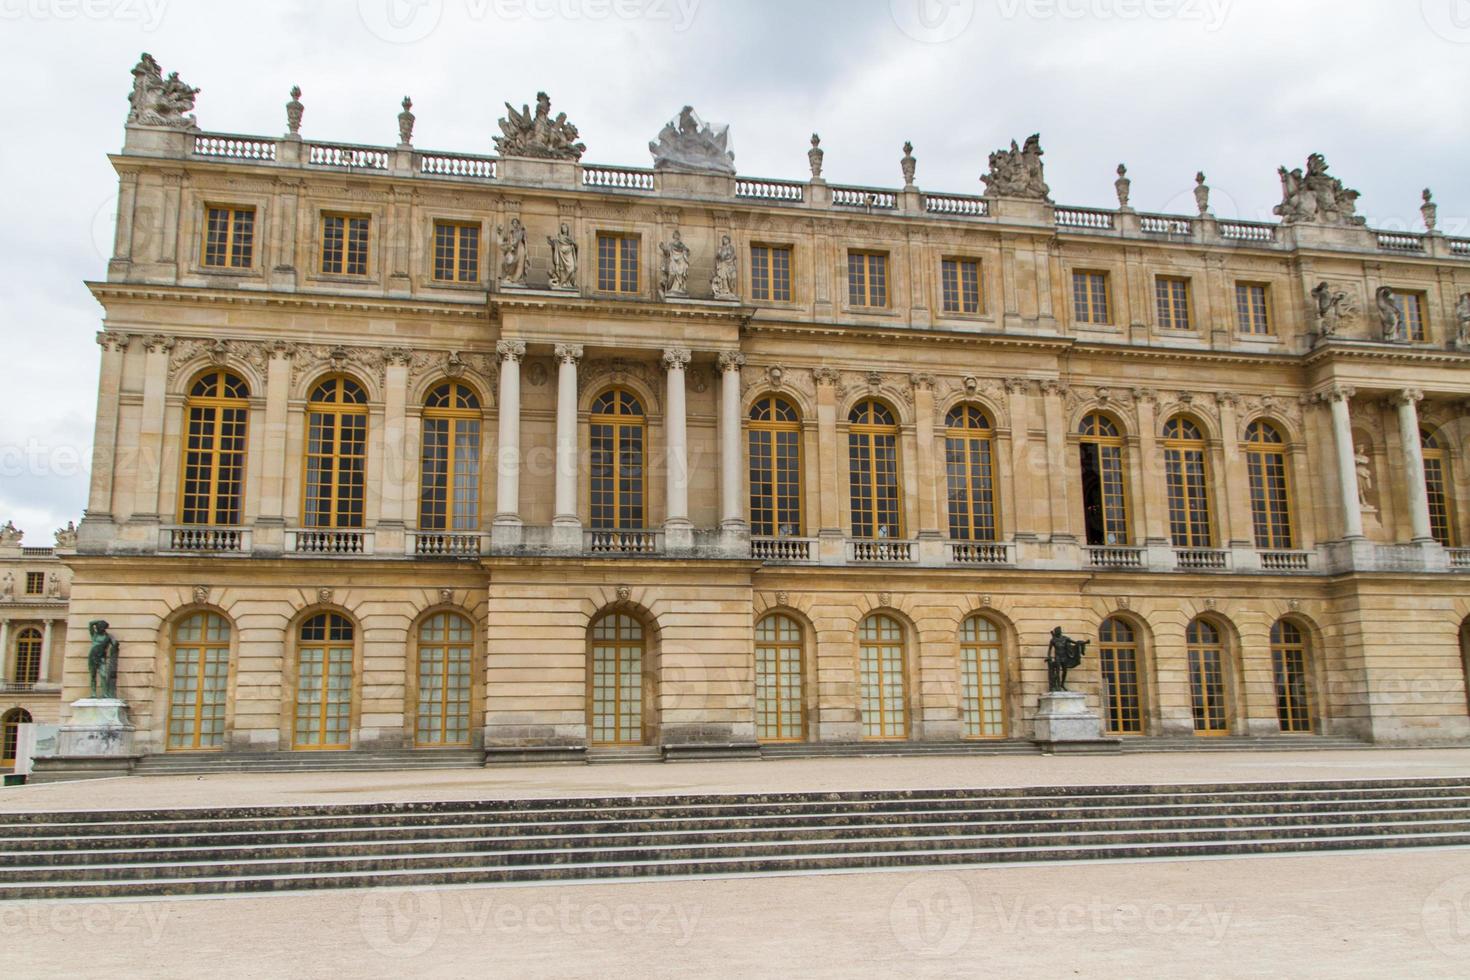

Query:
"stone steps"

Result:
[[2, 777, 1467, 900], [130, 750, 485, 776]]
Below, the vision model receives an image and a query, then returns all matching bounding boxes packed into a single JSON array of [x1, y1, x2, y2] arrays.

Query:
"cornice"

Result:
[[489, 292, 752, 326], [86, 281, 487, 319]]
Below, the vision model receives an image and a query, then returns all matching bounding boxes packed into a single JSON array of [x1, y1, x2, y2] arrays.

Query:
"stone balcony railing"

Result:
[[584, 529, 663, 555], [846, 538, 918, 564], [408, 531, 489, 558], [160, 525, 252, 555], [285, 528, 375, 557], [168, 130, 1470, 262], [751, 536, 818, 563]]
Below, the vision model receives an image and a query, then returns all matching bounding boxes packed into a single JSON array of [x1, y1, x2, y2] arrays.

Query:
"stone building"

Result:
[[55, 56, 1470, 769], [0, 523, 73, 768]]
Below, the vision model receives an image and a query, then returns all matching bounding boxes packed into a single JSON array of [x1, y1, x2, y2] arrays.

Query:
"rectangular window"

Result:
[[202, 206, 255, 269], [596, 234, 640, 293], [24, 572, 44, 596], [1155, 276, 1192, 330], [750, 245, 792, 302], [940, 258, 982, 314], [1391, 290, 1427, 341], [1235, 282, 1271, 335], [432, 222, 479, 283], [320, 214, 370, 276], [1072, 270, 1110, 324], [847, 251, 888, 308]]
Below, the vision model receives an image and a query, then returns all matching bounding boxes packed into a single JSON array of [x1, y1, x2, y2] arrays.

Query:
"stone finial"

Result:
[[808, 133, 824, 180], [1421, 188, 1437, 232], [900, 141, 917, 188], [397, 96, 415, 147], [1114, 163, 1131, 210], [285, 85, 304, 137], [1193, 172, 1210, 216]]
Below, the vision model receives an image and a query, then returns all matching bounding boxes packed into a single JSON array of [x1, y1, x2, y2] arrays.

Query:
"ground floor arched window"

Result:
[[1186, 619, 1228, 735], [294, 613, 354, 750], [1098, 618, 1143, 734], [167, 612, 231, 750], [1271, 619, 1314, 733], [959, 615, 1005, 737], [859, 614, 907, 739], [589, 613, 646, 745], [755, 613, 804, 742], [2, 708, 31, 767], [416, 612, 474, 746]]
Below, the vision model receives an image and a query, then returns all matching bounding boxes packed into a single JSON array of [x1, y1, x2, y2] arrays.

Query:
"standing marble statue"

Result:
[[710, 235, 738, 300], [659, 230, 691, 298], [1355, 449, 1375, 510], [1455, 293, 1470, 348], [87, 620, 121, 700], [2, 573, 12, 600], [496, 219, 528, 286], [547, 223, 578, 290], [1376, 286, 1406, 343], [1311, 281, 1349, 337]]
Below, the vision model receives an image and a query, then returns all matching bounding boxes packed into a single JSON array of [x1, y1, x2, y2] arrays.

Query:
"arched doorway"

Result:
[[754, 613, 805, 742], [293, 612, 355, 750], [859, 613, 908, 740], [1270, 619, 1314, 733], [1186, 618, 1229, 735], [2, 708, 32, 768], [415, 612, 474, 747], [167, 611, 231, 750], [588, 612, 650, 745], [959, 614, 1006, 738]]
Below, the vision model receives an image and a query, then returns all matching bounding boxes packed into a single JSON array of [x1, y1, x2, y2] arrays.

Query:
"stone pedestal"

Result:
[[55, 699, 136, 758], [1031, 691, 1119, 754]]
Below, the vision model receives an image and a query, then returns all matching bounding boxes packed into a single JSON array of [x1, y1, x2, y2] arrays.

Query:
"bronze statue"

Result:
[[1045, 626, 1088, 692], [87, 620, 121, 700]]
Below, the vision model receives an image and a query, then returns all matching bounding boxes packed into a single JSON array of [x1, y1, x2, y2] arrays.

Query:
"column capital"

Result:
[[141, 333, 175, 354], [908, 372, 937, 392], [553, 343, 584, 365], [1321, 384, 1356, 404], [496, 340, 526, 363], [1391, 387, 1424, 407], [96, 331, 132, 353], [1214, 390, 1241, 408], [717, 350, 746, 372], [812, 366, 842, 388], [661, 347, 692, 371], [1039, 379, 1069, 397]]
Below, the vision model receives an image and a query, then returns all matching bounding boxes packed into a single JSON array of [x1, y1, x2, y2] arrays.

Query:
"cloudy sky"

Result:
[[1, 0, 1467, 541]]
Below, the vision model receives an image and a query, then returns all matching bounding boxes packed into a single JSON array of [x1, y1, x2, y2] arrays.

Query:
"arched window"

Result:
[[748, 396, 803, 537], [420, 382, 483, 533], [12, 627, 41, 686], [1163, 417, 1213, 547], [1422, 428, 1456, 546], [416, 612, 474, 746], [181, 369, 249, 526], [1460, 619, 1470, 716], [959, 615, 1006, 737], [2, 708, 32, 767], [945, 405, 997, 541], [1098, 617, 1143, 734], [304, 376, 368, 529], [1079, 413, 1129, 546], [590, 389, 646, 530], [1186, 619, 1228, 735], [848, 400, 902, 539], [754, 613, 804, 742], [1245, 421, 1293, 549], [1270, 619, 1313, 733], [859, 613, 907, 739], [167, 612, 230, 750], [589, 612, 646, 745], [293, 612, 354, 750]]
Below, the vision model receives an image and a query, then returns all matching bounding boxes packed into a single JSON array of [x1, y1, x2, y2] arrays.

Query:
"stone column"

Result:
[[133, 334, 175, 523], [377, 350, 411, 556], [551, 343, 583, 551], [492, 340, 526, 548], [251, 344, 294, 555], [1325, 385, 1364, 540], [85, 332, 129, 525], [814, 368, 844, 562], [717, 351, 748, 535], [911, 374, 943, 564], [0, 619, 9, 684], [662, 348, 693, 551], [1393, 388, 1434, 543], [1215, 392, 1252, 547], [39, 620, 53, 686], [1040, 381, 1075, 542]]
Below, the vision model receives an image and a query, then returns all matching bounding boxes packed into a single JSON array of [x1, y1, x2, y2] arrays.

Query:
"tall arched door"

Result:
[[859, 614, 908, 740], [167, 612, 231, 750], [589, 613, 647, 745], [294, 613, 355, 750], [2, 708, 32, 768]]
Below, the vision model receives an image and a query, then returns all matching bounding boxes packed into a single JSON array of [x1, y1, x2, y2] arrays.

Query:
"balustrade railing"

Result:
[[1087, 545, 1145, 569], [751, 536, 817, 562], [846, 538, 916, 563], [287, 529, 373, 556], [831, 186, 898, 210], [306, 142, 389, 171], [19, 547, 54, 558], [1449, 549, 1470, 569], [923, 193, 989, 217], [584, 529, 662, 554], [581, 164, 655, 191], [1449, 239, 1470, 257], [192, 134, 277, 161], [947, 541, 1012, 565], [1175, 548, 1229, 571], [410, 532, 486, 557], [419, 152, 496, 179], [1218, 220, 1276, 244], [1055, 206, 1115, 230], [1376, 232, 1426, 253], [735, 177, 804, 202], [1259, 550, 1311, 572], [161, 526, 249, 554], [1140, 214, 1192, 236]]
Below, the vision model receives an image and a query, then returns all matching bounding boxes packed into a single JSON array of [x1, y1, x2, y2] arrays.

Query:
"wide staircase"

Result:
[[3, 776, 1469, 900]]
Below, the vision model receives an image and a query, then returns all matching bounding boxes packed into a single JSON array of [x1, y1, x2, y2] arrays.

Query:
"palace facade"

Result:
[[52, 57, 1470, 769]]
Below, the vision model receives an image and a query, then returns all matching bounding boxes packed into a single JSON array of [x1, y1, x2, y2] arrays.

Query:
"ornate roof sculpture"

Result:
[[981, 134, 1050, 202], [494, 92, 585, 160], [1273, 153, 1363, 226], [126, 53, 199, 129], [649, 106, 735, 174]]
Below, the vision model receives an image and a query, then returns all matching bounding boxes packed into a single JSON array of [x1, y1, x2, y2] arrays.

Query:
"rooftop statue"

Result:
[[494, 92, 585, 161], [127, 53, 199, 129], [649, 106, 736, 175], [55, 521, 78, 550], [981, 134, 1050, 202], [1273, 153, 1363, 226], [0, 521, 21, 546]]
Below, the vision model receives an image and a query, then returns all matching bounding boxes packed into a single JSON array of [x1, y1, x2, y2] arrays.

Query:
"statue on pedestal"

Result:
[[981, 134, 1050, 202], [494, 92, 585, 160], [127, 53, 199, 129], [659, 230, 691, 298], [710, 234, 738, 300], [1376, 286, 1406, 343], [1456, 293, 1470, 348], [496, 219, 528, 286], [547, 223, 578, 290], [1045, 626, 1088, 692], [649, 106, 735, 174], [87, 620, 121, 700], [1273, 153, 1363, 226]]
